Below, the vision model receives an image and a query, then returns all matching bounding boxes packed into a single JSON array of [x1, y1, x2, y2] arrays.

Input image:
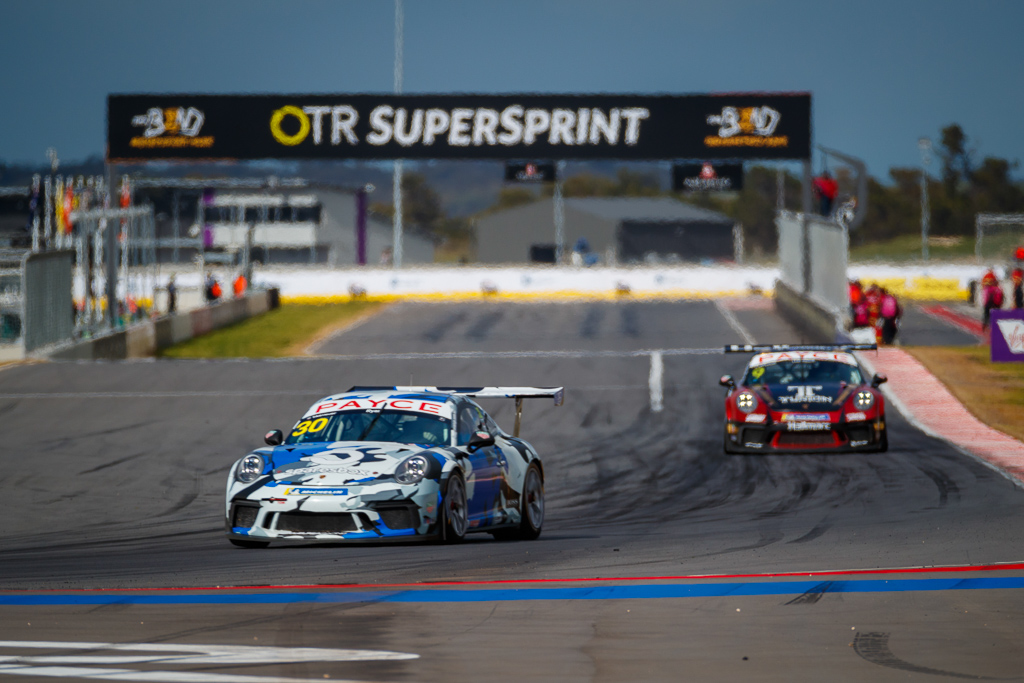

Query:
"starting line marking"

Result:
[[3, 576, 1023, 606], [0, 641, 416, 683]]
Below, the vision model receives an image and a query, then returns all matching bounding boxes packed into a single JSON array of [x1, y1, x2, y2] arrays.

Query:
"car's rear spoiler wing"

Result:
[[724, 343, 877, 353], [348, 386, 564, 437]]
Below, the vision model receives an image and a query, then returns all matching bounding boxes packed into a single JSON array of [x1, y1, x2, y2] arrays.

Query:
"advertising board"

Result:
[[505, 162, 556, 182], [990, 310, 1024, 362], [108, 93, 811, 162], [673, 162, 744, 191]]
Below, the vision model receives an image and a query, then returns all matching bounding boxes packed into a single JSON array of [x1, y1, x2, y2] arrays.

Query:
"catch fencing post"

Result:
[[801, 160, 812, 294], [554, 160, 565, 263]]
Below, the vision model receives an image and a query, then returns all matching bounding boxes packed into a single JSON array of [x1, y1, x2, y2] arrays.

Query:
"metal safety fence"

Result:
[[68, 205, 159, 337], [23, 250, 74, 352], [776, 211, 849, 320], [0, 175, 162, 354]]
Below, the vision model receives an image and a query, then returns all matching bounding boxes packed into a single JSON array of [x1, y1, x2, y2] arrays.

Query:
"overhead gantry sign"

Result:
[[107, 93, 811, 162]]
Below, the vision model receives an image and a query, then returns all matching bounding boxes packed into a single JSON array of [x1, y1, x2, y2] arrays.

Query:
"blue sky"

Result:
[[1, 0, 1021, 180]]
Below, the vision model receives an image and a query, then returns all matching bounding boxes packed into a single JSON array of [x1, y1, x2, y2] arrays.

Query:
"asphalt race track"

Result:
[[1, 299, 1022, 682]]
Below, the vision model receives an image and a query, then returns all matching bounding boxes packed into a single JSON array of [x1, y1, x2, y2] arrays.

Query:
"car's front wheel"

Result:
[[441, 472, 468, 543]]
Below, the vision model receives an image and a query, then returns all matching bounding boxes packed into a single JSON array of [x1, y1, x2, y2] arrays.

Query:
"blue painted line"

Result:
[[1, 577, 1022, 606]]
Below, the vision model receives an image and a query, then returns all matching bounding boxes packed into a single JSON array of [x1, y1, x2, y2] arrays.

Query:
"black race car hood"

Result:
[[754, 382, 855, 410]]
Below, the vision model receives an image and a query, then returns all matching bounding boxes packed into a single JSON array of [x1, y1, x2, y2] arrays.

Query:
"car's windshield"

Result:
[[285, 410, 451, 446], [744, 360, 863, 386]]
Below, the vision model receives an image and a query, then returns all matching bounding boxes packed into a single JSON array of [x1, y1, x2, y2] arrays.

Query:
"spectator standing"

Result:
[[233, 273, 247, 298], [849, 280, 864, 320], [880, 288, 902, 345], [864, 284, 882, 343], [167, 274, 177, 314], [812, 171, 838, 216], [982, 274, 1004, 329], [1011, 265, 1024, 310], [203, 273, 216, 303], [205, 273, 222, 303]]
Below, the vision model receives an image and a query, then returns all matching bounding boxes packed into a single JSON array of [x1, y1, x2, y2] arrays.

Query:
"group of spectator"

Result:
[[203, 272, 248, 304], [162, 272, 248, 315], [980, 264, 1024, 329], [849, 280, 902, 345]]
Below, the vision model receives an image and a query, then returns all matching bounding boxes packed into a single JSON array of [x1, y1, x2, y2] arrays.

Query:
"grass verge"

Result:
[[904, 345, 1024, 443], [850, 234, 975, 262], [158, 301, 384, 359]]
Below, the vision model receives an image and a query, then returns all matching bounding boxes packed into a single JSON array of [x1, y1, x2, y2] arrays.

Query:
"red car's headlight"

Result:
[[736, 391, 758, 414], [852, 390, 875, 411]]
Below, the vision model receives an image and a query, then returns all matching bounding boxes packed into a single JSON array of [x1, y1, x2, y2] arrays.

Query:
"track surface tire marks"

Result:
[[0, 300, 1020, 591], [2, 300, 1023, 683]]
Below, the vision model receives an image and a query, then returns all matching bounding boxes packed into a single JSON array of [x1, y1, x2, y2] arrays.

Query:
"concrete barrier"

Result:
[[46, 288, 279, 361], [773, 279, 845, 343]]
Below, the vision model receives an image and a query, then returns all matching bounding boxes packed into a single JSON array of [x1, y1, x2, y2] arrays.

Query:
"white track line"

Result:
[[0, 390, 319, 399], [0, 641, 416, 683], [0, 385, 649, 400], [649, 351, 664, 413], [313, 347, 721, 361], [715, 300, 756, 345], [59, 347, 722, 363]]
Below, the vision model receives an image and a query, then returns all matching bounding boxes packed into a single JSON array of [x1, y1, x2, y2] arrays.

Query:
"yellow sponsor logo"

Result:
[[270, 105, 311, 146], [130, 136, 214, 148], [704, 135, 789, 148]]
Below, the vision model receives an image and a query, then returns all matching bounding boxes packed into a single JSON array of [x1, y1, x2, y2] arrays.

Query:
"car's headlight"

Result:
[[235, 454, 265, 483], [736, 391, 758, 414], [853, 390, 875, 410], [395, 455, 429, 485]]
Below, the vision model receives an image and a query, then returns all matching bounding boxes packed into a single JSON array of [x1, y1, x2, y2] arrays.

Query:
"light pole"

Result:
[[918, 137, 932, 262], [391, 0, 404, 269]]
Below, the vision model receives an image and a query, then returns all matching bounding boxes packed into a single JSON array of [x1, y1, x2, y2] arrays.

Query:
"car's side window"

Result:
[[457, 403, 478, 446], [480, 408, 500, 436], [469, 403, 495, 434]]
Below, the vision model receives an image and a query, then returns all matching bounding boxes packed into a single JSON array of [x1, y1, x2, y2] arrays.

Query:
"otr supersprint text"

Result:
[[269, 105, 651, 148]]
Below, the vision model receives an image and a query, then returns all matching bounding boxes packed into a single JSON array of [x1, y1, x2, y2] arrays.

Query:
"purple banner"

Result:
[[990, 310, 1024, 362]]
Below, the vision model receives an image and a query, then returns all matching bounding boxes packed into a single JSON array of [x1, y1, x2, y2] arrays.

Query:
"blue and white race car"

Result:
[[225, 386, 562, 547]]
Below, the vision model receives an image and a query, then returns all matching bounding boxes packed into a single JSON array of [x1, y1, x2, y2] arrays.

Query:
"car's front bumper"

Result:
[[726, 419, 886, 454], [225, 483, 441, 544]]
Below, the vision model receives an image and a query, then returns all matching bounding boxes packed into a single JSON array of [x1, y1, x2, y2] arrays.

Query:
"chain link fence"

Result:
[[975, 213, 1024, 263]]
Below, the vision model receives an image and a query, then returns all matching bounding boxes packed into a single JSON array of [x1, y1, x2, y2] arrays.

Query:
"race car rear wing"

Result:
[[347, 386, 564, 437], [724, 343, 877, 353]]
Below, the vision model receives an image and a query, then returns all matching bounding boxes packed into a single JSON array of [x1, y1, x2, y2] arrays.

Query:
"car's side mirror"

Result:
[[467, 430, 495, 452], [264, 429, 283, 446], [871, 373, 888, 388], [719, 375, 736, 389]]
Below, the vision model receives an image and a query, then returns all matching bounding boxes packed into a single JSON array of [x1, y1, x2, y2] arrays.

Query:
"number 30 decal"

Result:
[[292, 417, 329, 436]]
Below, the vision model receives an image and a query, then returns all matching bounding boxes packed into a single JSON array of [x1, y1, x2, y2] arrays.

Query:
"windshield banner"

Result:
[[108, 93, 811, 162]]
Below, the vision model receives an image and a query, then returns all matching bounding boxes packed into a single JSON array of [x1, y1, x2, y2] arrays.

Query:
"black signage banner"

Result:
[[108, 93, 810, 162], [505, 161, 556, 182], [673, 163, 744, 192]]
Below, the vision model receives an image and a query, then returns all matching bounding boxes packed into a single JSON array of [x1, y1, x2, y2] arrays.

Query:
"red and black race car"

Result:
[[720, 344, 888, 454]]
